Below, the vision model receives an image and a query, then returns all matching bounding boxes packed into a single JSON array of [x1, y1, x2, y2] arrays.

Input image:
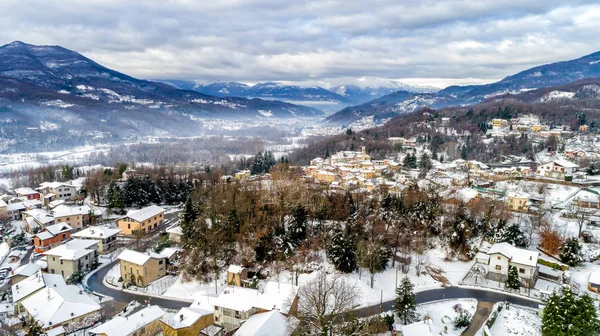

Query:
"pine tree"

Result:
[[327, 224, 357, 273], [251, 152, 264, 175], [418, 153, 432, 173], [506, 265, 520, 290], [395, 277, 417, 325], [559, 238, 583, 266], [288, 205, 308, 245], [498, 223, 528, 248], [542, 287, 600, 336]]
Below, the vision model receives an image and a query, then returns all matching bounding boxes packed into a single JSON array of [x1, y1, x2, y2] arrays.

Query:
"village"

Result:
[[0, 113, 598, 336]]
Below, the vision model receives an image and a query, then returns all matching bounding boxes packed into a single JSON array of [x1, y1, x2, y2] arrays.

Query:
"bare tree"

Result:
[[569, 205, 588, 238], [295, 271, 361, 335]]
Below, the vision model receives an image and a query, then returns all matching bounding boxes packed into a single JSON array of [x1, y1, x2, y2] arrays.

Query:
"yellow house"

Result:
[[227, 265, 248, 287], [360, 169, 376, 179], [314, 170, 336, 183], [117, 205, 165, 235], [0, 200, 7, 221], [90, 305, 166, 336], [235, 170, 251, 180], [491, 119, 505, 127], [507, 191, 530, 212], [530, 125, 542, 132], [161, 307, 214, 336], [118, 249, 167, 287]]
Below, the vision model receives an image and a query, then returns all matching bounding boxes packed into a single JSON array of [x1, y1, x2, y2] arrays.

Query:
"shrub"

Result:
[[454, 311, 472, 329], [537, 258, 568, 271]]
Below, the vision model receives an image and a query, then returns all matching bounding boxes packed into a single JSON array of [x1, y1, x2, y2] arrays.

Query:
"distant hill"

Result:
[[326, 50, 600, 124]]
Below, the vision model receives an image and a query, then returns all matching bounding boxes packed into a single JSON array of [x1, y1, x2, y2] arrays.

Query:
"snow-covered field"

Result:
[[415, 299, 477, 335], [487, 304, 541, 336]]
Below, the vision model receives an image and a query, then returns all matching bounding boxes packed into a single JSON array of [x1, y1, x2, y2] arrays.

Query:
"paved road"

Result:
[[353, 287, 540, 317], [86, 260, 190, 310]]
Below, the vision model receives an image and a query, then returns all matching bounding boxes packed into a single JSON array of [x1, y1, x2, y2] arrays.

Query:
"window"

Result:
[[85, 255, 88, 260], [495, 265, 501, 271], [60, 260, 63, 265], [159, 260, 163, 265], [128, 224, 131, 229], [519, 268, 525, 274], [136, 269, 139, 275], [497, 256, 501, 260]]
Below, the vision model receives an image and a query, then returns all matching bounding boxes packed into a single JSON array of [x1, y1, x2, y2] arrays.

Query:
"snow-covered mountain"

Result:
[[0, 41, 322, 127], [327, 50, 600, 124], [331, 81, 438, 104]]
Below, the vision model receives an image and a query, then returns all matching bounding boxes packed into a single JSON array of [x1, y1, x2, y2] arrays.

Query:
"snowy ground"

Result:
[[163, 274, 225, 302], [408, 299, 477, 336], [487, 304, 541, 336]]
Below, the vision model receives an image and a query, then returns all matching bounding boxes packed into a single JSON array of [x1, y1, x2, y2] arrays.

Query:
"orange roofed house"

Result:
[[33, 223, 72, 251]]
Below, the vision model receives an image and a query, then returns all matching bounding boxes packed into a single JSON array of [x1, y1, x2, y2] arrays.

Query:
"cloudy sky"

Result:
[[1, 0, 600, 88]]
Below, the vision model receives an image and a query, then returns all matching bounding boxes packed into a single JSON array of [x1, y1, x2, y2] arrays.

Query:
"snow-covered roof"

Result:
[[21, 285, 101, 329], [118, 249, 165, 265], [165, 225, 182, 235], [46, 223, 72, 235], [11, 270, 66, 302], [48, 199, 65, 209], [0, 199, 6, 207], [161, 307, 211, 329], [399, 320, 433, 336], [228, 265, 245, 274], [90, 305, 165, 336], [506, 191, 530, 199], [233, 310, 288, 336], [553, 159, 578, 168], [212, 281, 299, 313], [14, 187, 38, 195], [53, 205, 90, 218], [11, 263, 42, 278], [72, 226, 121, 239], [455, 188, 479, 203], [159, 247, 182, 259], [39, 182, 76, 190], [6, 202, 25, 211], [45, 326, 65, 336], [487, 242, 539, 267], [124, 205, 164, 222], [44, 239, 98, 261], [589, 272, 600, 285], [24, 209, 54, 224]]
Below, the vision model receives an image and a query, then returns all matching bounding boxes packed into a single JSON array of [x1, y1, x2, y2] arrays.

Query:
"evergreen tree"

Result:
[[181, 196, 198, 227], [251, 152, 264, 175], [288, 205, 308, 245], [107, 182, 124, 210], [395, 277, 417, 325], [448, 203, 473, 255], [506, 265, 520, 290], [327, 224, 357, 273], [559, 238, 584, 266], [418, 153, 432, 173], [542, 287, 600, 336], [498, 223, 528, 248]]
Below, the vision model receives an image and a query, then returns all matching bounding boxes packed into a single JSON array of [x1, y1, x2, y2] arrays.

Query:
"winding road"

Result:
[[87, 261, 541, 322]]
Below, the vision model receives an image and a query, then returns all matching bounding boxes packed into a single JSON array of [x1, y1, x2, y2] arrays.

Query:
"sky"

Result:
[[1, 0, 600, 89]]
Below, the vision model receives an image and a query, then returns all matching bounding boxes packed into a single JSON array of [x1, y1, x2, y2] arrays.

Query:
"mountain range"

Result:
[[161, 79, 438, 112], [326, 50, 600, 124], [0, 41, 322, 127]]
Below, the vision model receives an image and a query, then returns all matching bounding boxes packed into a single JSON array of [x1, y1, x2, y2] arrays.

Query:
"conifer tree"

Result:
[[498, 223, 528, 248], [327, 224, 357, 273], [506, 265, 520, 290], [542, 287, 600, 336], [559, 238, 583, 266], [395, 277, 417, 325]]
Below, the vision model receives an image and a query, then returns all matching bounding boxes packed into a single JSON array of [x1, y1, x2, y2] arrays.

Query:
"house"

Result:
[[232, 310, 290, 336], [486, 242, 539, 288], [118, 249, 167, 287], [227, 265, 248, 287], [33, 223, 72, 251], [166, 225, 183, 242], [6, 202, 25, 220], [394, 320, 434, 336], [72, 226, 121, 253], [536, 159, 579, 179], [161, 306, 214, 336], [122, 169, 146, 181], [530, 125, 542, 132], [90, 305, 165, 336], [235, 170, 251, 180], [21, 285, 101, 332], [14, 187, 40, 200], [588, 272, 600, 293], [36, 182, 78, 202], [580, 125, 589, 132], [117, 205, 165, 235], [212, 282, 299, 332], [491, 119, 506, 128], [11, 270, 66, 312], [0, 200, 7, 221], [53, 205, 92, 230], [506, 191, 530, 212], [22, 208, 55, 233], [9, 263, 42, 285], [45, 239, 99, 280]]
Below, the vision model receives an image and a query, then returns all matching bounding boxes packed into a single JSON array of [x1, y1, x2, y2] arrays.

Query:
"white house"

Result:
[[536, 159, 578, 179], [233, 310, 290, 336], [486, 242, 539, 288], [72, 226, 121, 253], [89, 305, 165, 336]]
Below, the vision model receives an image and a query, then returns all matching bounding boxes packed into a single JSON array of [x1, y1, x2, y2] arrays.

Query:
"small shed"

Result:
[[226, 265, 248, 287], [475, 252, 490, 265], [588, 272, 600, 293]]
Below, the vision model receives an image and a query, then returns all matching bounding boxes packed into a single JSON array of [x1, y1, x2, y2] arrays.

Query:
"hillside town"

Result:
[[0, 113, 599, 336]]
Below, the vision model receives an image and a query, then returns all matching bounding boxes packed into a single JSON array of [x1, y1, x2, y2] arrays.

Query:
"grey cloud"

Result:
[[0, 0, 599, 88]]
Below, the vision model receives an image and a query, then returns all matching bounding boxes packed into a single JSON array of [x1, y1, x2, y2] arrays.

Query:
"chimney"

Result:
[[180, 314, 184, 322]]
